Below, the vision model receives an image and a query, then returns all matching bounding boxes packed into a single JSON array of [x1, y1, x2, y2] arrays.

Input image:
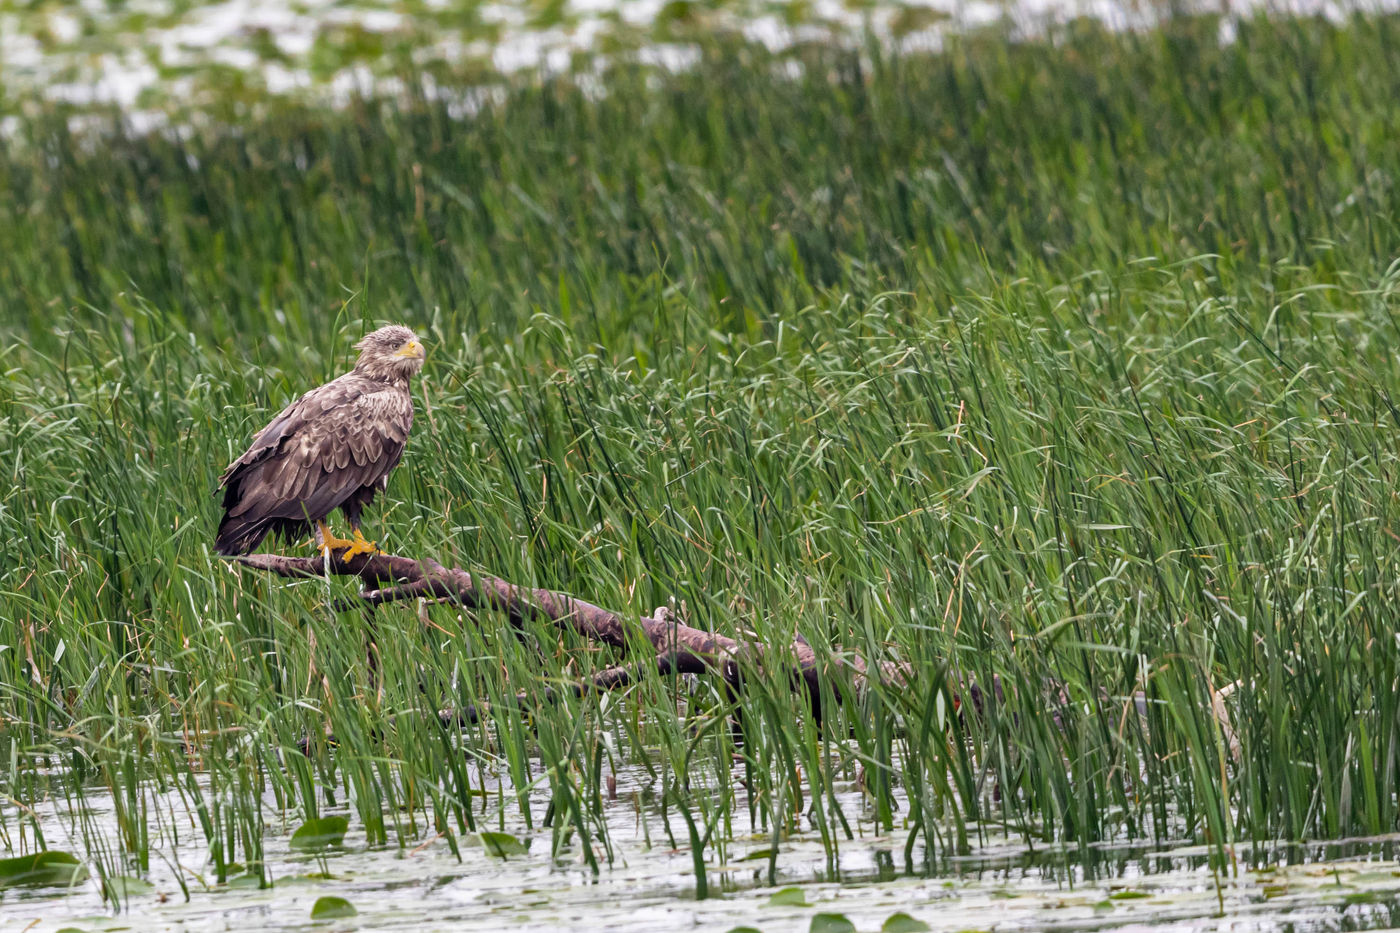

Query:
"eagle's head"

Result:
[[354, 325, 426, 383]]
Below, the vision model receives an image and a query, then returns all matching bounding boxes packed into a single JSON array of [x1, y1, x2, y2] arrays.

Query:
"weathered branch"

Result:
[[241, 551, 1239, 768], [237, 550, 909, 729]]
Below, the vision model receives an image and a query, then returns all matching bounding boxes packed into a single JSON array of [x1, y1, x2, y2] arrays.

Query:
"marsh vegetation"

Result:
[[4, 5, 1400, 930]]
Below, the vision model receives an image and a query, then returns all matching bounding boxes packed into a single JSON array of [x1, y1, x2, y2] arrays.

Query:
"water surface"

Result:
[[6, 764, 1400, 932]]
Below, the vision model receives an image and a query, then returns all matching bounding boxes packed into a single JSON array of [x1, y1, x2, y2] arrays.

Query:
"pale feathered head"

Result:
[[353, 325, 425, 383]]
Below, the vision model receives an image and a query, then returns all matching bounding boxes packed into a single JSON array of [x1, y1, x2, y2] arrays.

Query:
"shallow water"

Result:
[[0, 0, 1378, 116], [5, 762, 1400, 933]]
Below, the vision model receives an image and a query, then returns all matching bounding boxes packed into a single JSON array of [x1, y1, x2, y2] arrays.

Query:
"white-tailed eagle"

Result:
[[215, 324, 425, 557]]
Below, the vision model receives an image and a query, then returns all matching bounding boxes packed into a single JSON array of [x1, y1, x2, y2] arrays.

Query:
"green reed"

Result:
[[3, 8, 1400, 904]]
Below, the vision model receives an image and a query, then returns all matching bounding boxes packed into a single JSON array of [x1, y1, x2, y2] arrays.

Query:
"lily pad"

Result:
[[291, 816, 349, 851], [740, 847, 775, 861], [767, 886, 810, 907], [726, 928, 763, 933], [1108, 890, 1151, 900], [310, 895, 358, 919], [290, 872, 337, 882], [810, 914, 856, 933], [478, 831, 529, 857], [0, 851, 88, 888], [105, 875, 155, 897], [883, 913, 931, 933], [1345, 891, 1383, 905]]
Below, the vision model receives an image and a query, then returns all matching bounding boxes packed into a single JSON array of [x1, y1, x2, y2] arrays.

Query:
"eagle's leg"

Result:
[[315, 520, 357, 556], [340, 527, 381, 560], [337, 500, 382, 560]]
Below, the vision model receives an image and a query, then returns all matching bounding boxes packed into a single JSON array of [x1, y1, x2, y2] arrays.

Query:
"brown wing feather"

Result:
[[215, 374, 414, 555]]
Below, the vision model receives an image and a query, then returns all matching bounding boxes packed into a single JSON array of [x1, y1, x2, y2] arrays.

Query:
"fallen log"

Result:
[[235, 550, 910, 729], [235, 551, 1241, 771]]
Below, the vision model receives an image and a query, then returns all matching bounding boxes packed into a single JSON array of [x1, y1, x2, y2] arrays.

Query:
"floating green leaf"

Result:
[[0, 851, 87, 888], [105, 875, 155, 897], [882, 913, 931, 933], [810, 913, 855, 933], [290, 816, 349, 851], [310, 895, 358, 919], [293, 872, 336, 882], [1108, 890, 1151, 900], [740, 847, 775, 861], [766, 886, 810, 907], [477, 831, 529, 857], [726, 927, 763, 933]]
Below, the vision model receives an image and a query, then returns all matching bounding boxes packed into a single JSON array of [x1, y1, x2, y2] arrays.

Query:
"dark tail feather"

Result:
[[215, 513, 272, 556]]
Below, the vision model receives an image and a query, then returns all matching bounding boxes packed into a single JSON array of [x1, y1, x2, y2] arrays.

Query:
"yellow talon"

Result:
[[339, 528, 381, 560], [316, 522, 379, 559], [315, 521, 354, 554]]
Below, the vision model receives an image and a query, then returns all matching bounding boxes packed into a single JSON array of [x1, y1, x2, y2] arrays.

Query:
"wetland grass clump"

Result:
[[3, 9, 1400, 902]]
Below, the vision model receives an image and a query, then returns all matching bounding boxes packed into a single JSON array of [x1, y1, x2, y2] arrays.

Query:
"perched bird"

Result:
[[215, 324, 426, 557]]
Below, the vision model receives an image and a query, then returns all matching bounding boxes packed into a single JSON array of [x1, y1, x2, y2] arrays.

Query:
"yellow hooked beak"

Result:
[[395, 339, 425, 360]]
